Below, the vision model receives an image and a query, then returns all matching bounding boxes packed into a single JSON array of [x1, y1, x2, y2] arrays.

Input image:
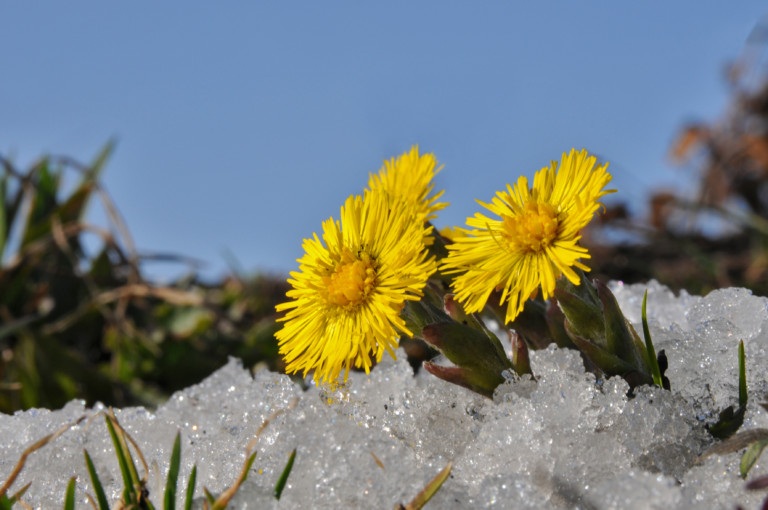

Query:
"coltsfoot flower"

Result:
[[367, 145, 447, 224], [441, 148, 615, 323], [276, 190, 436, 383]]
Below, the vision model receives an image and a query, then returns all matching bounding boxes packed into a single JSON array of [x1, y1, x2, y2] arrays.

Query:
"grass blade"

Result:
[[741, 438, 768, 478], [642, 290, 663, 388], [273, 449, 296, 500], [85, 139, 115, 185], [63, 477, 76, 510], [84, 449, 110, 510], [0, 173, 7, 260], [240, 452, 258, 484], [2, 482, 31, 509], [105, 410, 155, 509], [163, 432, 181, 510], [203, 488, 216, 506], [739, 339, 747, 408], [10, 483, 32, 505], [183, 465, 197, 510], [209, 451, 258, 510], [164, 432, 182, 510], [401, 462, 453, 510], [104, 414, 134, 503]]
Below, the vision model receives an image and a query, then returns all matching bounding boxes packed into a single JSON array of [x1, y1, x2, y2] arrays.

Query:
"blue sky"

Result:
[[1, 3, 766, 280]]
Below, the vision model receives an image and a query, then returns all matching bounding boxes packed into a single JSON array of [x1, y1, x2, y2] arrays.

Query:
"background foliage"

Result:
[[0, 145, 288, 413]]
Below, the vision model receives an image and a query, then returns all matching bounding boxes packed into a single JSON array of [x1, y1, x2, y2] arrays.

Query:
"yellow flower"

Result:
[[367, 145, 447, 223], [276, 190, 436, 383], [441, 148, 615, 323]]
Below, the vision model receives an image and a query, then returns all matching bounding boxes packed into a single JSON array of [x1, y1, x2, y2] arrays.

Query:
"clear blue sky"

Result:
[[1, 3, 766, 280]]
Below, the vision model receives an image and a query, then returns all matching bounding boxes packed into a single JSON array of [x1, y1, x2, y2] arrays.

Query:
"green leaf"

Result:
[[739, 340, 747, 408], [421, 321, 513, 397], [642, 290, 664, 388], [164, 433, 182, 510], [552, 286, 605, 346], [565, 323, 643, 378], [401, 299, 451, 339], [741, 438, 768, 478], [164, 307, 214, 338], [84, 449, 110, 510], [273, 449, 296, 500], [508, 296, 574, 350], [63, 477, 76, 510], [596, 281, 645, 369], [183, 465, 197, 510], [0, 495, 11, 510]]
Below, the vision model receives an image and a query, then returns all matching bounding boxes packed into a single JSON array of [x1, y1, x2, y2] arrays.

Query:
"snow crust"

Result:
[[3, 281, 768, 508]]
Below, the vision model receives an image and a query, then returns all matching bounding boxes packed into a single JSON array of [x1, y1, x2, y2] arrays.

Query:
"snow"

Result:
[[3, 281, 768, 509]]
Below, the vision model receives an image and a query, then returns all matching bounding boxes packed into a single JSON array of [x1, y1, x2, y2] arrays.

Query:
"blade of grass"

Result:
[[4, 482, 31, 509], [741, 438, 768, 478], [203, 488, 216, 506], [10, 483, 32, 504], [84, 140, 115, 185], [183, 466, 197, 510], [707, 341, 749, 439], [739, 339, 747, 408], [103, 414, 135, 504], [164, 432, 182, 510], [104, 410, 154, 509], [84, 492, 99, 510], [0, 173, 7, 259], [209, 452, 257, 510], [84, 449, 110, 510], [641, 290, 663, 388], [204, 397, 300, 509], [273, 449, 296, 500], [63, 477, 76, 510], [370, 451, 385, 470], [400, 462, 453, 510], [1, 158, 32, 251], [21, 159, 57, 246]]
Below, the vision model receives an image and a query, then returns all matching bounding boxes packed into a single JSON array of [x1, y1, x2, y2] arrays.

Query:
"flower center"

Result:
[[503, 201, 559, 252], [323, 254, 377, 307]]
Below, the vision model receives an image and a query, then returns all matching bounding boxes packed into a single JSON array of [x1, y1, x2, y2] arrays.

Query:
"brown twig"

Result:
[[0, 416, 86, 497], [41, 283, 204, 335], [210, 396, 300, 509]]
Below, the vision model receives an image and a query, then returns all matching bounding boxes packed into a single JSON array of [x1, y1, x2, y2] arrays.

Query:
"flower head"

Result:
[[367, 145, 447, 224], [441, 148, 615, 323], [276, 190, 436, 383]]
